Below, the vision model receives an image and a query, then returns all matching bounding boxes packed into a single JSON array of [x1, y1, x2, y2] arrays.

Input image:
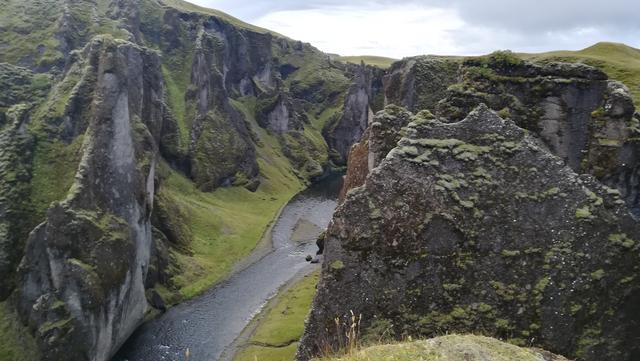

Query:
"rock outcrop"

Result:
[[327, 63, 385, 163], [383, 52, 640, 213], [299, 105, 640, 361], [16, 36, 163, 361]]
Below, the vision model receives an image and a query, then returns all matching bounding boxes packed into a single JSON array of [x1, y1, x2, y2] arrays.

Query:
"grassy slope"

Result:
[[0, 302, 41, 361], [329, 335, 568, 361], [521, 42, 640, 104], [336, 56, 397, 69], [160, 98, 306, 300], [234, 271, 320, 361]]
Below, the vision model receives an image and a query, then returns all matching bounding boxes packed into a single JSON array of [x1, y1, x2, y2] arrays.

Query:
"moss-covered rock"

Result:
[[16, 36, 163, 361], [383, 53, 640, 214], [299, 105, 640, 361]]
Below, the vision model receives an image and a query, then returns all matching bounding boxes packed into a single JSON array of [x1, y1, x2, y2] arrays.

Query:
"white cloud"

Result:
[[253, 4, 466, 58], [190, 0, 640, 58]]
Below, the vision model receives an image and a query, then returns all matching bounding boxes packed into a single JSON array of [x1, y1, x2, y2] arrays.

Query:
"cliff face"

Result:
[[16, 37, 163, 361], [299, 105, 640, 361], [327, 64, 385, 164], [0, 0, 375, 360], [380, 53, 640, 212]]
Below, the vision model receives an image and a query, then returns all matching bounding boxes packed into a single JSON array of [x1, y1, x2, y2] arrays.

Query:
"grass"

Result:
[[161, 62, 194, 150], [29, 137, 84, 219], [162, 97, 305, 300], [521, 42, 640, 104], [327, 334, 569, 361], [0, 302, 40, 361], [336, 56, 398, 69], [234, 271, 320, 361]]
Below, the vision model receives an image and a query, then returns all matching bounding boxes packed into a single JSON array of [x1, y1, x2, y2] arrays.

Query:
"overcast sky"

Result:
[[189, 0, 640, 58]]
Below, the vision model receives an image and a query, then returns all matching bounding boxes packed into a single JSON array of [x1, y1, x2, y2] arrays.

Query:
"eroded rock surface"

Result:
[[383, 53, 640, 213], [299, 105, 640, 361], [328, 63, 385, 163], [17, 36, 163, 361]]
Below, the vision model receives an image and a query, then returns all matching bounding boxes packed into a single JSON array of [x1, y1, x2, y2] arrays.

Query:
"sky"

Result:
[[189, 0, 640, 59]]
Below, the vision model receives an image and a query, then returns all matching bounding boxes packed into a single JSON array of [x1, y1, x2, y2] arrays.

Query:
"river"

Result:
[[113, 174, 343, 361]]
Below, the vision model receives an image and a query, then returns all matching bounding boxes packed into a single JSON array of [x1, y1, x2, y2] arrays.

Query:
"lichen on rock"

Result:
[[298, 105, 640, 361]]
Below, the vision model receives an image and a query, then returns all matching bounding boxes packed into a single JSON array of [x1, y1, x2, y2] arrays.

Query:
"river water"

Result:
[[113, 174, 343, 361]]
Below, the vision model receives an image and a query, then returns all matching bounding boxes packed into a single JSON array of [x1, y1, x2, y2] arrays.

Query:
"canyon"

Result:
[[0, 1, 639, 361]]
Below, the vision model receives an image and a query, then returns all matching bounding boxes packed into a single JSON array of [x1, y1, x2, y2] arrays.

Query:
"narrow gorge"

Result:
[[1, 1, 639, 361]]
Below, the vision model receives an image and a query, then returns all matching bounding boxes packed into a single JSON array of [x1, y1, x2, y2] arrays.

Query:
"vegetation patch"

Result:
[[159, 97, 311, 300], [521, 42, 640, 104], [234, 271, 320, 361], [328, 334, 568, 361], [0, 302, 41, 361], [336, 56, 397, 69]]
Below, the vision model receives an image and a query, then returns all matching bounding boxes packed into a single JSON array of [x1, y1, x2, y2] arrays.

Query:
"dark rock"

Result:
[[146, 289, 167, 313], [383, 56, 460, 113], [0, 105, 35, 299], [315, 231, 326, 255], [298, 105, 640, 361], [382, 53, 640, 214], [327, 63, 385, 163], [16, 36, 164, 361]]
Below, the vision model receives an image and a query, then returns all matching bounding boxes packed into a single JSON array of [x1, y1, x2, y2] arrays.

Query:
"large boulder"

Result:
[[298, 105, 640, 361]]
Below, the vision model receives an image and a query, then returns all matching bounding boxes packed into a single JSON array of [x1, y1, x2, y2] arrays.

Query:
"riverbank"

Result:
[[113, 174, 342, 361], [225, 269, 321, 361]]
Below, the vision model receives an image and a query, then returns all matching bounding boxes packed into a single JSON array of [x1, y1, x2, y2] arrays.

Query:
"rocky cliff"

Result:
[[326, 63, 385, 164], [0, 0, 381, 360], [17, 36, 163, 361], [382, 53, 640, 214], [299, 104, 640, 361]]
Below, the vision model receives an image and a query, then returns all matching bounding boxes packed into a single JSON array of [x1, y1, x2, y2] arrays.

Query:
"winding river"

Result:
[[113, 174, 343, 361]]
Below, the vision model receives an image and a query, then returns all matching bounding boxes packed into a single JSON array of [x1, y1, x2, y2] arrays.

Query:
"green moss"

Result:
[[452, 144, 492, 162], [330, 260, 345, 270], [407, 138, 465, 148], [591, 269, 606, 281], [575, 206, 592, 219], [38, 318, 73, 334], [161, 64, 193, 149], [494, 318, 513, 331], [576, 327, 604, 359], [570, 303, 583, 315], [501, 250, 521, 257], [30, 137, 84, 219], [608, 233, 636, 249], [0, 302, 41, 361], [442, 283, 462, 291]]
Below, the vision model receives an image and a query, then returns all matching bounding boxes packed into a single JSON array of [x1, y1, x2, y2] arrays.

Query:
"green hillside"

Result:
[[337, 56, 398, 69], [521, 42, 640, 103]]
